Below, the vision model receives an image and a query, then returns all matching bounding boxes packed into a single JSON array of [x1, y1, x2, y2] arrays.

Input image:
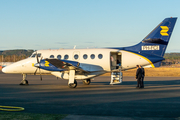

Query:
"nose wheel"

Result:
[[19, 80, 28, 85], [19, 74, 29, 85]]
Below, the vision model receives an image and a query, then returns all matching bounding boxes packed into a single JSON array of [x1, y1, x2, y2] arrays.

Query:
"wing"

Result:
[[45, 59, 79, 70], [38, 59, 89, 73]]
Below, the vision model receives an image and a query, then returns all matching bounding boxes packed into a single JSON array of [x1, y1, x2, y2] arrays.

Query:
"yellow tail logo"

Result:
[[160, 26, 169, 36]]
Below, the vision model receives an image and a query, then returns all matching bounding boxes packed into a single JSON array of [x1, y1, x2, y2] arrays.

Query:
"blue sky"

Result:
[[0, 0, 180, 52]]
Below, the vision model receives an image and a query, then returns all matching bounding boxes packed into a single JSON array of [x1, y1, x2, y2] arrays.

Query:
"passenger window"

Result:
[[50, 55, 54, 58], [57, 55, 61, 59], [64, 54, 69, 60], [74, 54, 79, 60], [90, 54, 95, 59], [83, 54, 88, 59], [98, 54, 103, 59]]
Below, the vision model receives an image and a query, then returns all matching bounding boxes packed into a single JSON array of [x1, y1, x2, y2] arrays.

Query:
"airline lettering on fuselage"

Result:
[[141, 45, 159, 50], [160, 26, 169, 36]]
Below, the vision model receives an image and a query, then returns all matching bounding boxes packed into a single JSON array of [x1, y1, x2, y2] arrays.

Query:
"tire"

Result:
[[68, 80, 77, 88], [19, 80, 29, 85], [83, 79, 91, 85]]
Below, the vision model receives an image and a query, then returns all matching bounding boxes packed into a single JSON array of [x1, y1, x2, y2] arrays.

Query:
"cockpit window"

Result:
[[31, 53, 41, 58], [37, 53, 41, 57], [31, 54, 36, 58]]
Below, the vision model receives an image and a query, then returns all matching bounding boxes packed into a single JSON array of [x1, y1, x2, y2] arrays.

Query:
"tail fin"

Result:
[[125, 17, 177, 57]]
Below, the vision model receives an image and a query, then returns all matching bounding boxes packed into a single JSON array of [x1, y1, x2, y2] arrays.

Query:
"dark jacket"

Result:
[[136, 68, 142, 79], [141, 67, 145, 77]]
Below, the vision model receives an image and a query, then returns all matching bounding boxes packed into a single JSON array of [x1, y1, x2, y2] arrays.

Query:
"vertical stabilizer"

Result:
[[125, 17, 177, 57]]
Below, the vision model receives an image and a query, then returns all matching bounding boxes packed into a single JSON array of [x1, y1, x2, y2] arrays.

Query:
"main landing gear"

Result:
[[83, 79, 91, 85], [68, 80, 77, 88], [19, 74, 29, 85], [68, 79, 91, 88]]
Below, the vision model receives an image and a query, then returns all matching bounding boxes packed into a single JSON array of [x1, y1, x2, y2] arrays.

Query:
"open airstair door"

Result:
[[110, 52, 122, 70], [110, 52, 123, 84]]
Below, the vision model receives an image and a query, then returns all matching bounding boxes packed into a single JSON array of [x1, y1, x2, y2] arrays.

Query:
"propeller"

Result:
[[34, 52, 43, 81]]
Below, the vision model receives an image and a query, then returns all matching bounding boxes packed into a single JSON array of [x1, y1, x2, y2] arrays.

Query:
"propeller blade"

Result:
[[34, 52, 43, 81], [39, 68, 42, 80], [34, 68, 38, 75], [40, 56, 43, 61], [36, 52, 39, 63]]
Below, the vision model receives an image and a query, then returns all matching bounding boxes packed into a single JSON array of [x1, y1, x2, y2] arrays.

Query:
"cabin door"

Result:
[[110, 52, 121, 70]]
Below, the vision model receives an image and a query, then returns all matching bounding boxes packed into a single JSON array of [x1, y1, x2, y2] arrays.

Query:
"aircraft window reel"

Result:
[[98, 54, 103, 59], [90, 54, 95, 59], [64, 54, 69, 60], [50, 55, 54, 58], [57, 55, 61, 59], [74, 54, 79, 60], [83, 54, 88, 59]]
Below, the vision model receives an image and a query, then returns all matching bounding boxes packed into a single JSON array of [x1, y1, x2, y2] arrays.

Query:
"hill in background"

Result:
[[0, 49, 34, 56], [164, 53, 180, 60], [0, 49, 34, 62]]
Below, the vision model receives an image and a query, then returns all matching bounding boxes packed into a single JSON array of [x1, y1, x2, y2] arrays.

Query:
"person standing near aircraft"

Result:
[[136, 65, 142, 88], [116, 59, 120, 69], [140, 65, 145, 88], [110, 56, 114, 68]]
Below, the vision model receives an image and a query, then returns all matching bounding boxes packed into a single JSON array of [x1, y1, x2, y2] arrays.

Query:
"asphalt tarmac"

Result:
[[1, 71, 180, 119]]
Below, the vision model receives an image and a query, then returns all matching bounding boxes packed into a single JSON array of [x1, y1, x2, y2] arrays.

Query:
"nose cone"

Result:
[[1, 62, 22, 73], [2, 67, 6, 73], [2, 66, 13, 73]]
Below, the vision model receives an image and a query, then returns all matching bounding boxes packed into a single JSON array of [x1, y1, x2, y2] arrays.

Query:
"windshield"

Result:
[[31, 53, 41, 58]]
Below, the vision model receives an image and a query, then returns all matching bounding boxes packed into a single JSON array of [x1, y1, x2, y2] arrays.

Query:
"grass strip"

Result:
[[0, 112, 67, 120]]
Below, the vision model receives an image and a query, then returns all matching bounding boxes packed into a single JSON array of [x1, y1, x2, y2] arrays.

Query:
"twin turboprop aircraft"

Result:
[[2, 17, 177, 88]]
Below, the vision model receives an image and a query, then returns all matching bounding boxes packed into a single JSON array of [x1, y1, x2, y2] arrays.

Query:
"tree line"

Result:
[[163, 53, 180, 64], [0, 49, 34, 62]]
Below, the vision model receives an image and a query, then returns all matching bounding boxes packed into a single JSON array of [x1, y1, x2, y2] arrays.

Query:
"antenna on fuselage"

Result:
[[73, 45, 76, 49]]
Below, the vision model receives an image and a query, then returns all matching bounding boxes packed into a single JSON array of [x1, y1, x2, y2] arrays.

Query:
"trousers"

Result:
[[137, 78, 142, 87]]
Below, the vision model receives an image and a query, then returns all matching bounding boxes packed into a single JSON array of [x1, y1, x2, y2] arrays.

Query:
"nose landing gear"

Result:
[[19, 74, 29, 85]]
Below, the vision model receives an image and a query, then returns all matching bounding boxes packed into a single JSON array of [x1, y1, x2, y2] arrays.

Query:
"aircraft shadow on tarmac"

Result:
[[94, 79, 180, 86]]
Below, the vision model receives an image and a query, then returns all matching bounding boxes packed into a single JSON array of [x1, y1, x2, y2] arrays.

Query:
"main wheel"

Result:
[[83, 79, 91, 85], [68, 80, 77, 88], [19, 80, 29, 85]]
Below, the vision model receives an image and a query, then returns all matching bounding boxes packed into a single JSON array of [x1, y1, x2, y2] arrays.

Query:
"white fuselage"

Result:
[[2, 48, 153, 80]]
